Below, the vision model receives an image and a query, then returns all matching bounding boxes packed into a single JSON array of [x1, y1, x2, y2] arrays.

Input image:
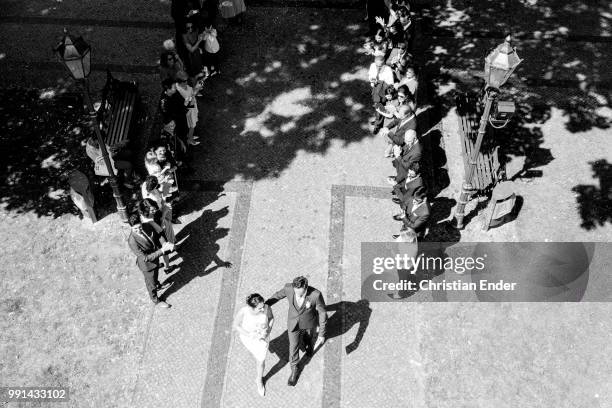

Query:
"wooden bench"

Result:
[[455, 92, 501, 191], [99, 71, 139, 148]]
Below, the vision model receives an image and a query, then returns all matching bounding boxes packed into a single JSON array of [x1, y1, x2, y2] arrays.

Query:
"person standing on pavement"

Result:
[[141, 175, 177, 244], [127, 213, 173, 308], [393, 186, 430, 237], [265, 276, 327, 387], [175, 70, 203, 147]]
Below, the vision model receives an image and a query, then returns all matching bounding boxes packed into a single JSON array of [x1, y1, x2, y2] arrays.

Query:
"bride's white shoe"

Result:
[[257, 381, 265, 397]]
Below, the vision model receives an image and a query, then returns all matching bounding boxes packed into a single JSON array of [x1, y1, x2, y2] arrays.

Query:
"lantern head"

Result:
[[484, 35, 522, 89], [54, 29, 91, 80]]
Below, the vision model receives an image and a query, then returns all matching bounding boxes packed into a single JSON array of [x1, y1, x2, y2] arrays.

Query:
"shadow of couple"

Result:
[[263, 299, 372, 384]]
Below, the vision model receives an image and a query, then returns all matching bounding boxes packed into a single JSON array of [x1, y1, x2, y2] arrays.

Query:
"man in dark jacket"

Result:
[[127, 213, 174, 308], [392, 161, 424, 210], [388, 127, 422, 186], [160, 78, 188, 158], [384, 104, 417, 146], [265, 276, 327, 386], [393, 186, 431, 237]]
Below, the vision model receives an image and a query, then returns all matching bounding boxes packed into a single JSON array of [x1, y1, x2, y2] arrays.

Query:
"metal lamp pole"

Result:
[[81, 79, 128, 222], [454, 35, 522, 229], [55, 30, 128, 222], [454, 88, 498, 229]]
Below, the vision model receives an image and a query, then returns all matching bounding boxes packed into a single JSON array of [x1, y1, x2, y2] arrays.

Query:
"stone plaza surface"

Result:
[[1, 1, 612, 407]]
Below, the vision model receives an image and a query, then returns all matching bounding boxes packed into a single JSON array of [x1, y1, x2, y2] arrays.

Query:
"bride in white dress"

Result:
[[233, 294, 274, 396]]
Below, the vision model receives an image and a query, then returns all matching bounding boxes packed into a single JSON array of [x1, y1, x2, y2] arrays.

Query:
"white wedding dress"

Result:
[[237, 306, 270, 362]]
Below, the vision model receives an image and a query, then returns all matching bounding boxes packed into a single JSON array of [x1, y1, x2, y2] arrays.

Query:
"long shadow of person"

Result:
[[326, 300, 372, 355], [161, 203, 232, 300]]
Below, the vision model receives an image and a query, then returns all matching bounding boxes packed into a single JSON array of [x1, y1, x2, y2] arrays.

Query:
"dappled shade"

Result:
[[572, 159, 612, 230], [0, 88, 97, 217]]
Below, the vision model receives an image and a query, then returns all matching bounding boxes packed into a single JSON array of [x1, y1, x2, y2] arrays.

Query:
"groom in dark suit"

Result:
[[266, 276, 327, 386]]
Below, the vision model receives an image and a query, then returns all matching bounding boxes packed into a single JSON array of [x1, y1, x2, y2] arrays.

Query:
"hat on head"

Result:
[[176, 70, 188, 81]]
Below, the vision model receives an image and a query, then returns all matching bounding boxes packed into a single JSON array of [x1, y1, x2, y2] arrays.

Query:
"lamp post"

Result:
[[454, 35, 522, 229], [54, 29, 128, 222]]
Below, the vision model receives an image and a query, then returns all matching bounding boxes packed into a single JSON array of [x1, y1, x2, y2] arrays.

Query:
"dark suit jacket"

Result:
[[402, 199, 431, 232], [394, 175, 424, 210], [387, 115, 417, 146], [393, 141, 422, 182], [266, 284, 327, 337], [371, 82, 389, 105], [128, 223, 164, 273]]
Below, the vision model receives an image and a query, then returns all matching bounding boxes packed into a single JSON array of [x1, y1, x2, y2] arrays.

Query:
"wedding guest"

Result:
[[391, 55, 414, 82], [374, 86, 398, 144], [392, 161, 424, 207], [389, 124, 422, 187], [142, 175, 177, 243], [369, 55, 395, 116], [369, 55, 395, 88], [138, 198, 174, 271], [201, 25, 220, 75], [397, 7, 415, 50], [386, 40, 406, 67], [160, 50, 186, 84], [396, 84, 416, 111], [368, 29, 390, 58], [396, 66, 418, 105], [182, 21, 207, 78], [127, 213, 173, 308], [159, 78, 188, 156], [393, 186, 430, 237], [175, 70, 203, 147], [145, 143, 179, 199], [233, 294, 274, 396], [381, 104, 416, 147]]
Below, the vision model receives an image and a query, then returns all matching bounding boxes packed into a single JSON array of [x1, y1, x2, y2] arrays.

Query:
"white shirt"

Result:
[[411, 198, 426, 216], [294, 292, 306, 308], [368, 63, 395, 86]]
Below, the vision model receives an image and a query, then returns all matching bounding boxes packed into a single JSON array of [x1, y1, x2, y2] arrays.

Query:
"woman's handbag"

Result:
[[203, 28, 220, 53]]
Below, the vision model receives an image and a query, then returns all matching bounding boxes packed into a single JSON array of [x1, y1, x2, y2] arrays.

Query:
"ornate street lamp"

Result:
[[54, 29, 128, 222], [484, 35, 523, 89], [455, 36, 522, 229]]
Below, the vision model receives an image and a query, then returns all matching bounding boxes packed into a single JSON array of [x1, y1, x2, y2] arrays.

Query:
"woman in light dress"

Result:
[[233, 294, 274, 396], [175, 70, 202, 147]]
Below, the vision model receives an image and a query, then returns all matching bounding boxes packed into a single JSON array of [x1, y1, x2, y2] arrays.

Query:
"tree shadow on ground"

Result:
[[193, 9, 376, 181], [0, 89, 95, 217], [1, 2, 610, 231], [572, 159, 612, 230], [416, 0, 611, 187]]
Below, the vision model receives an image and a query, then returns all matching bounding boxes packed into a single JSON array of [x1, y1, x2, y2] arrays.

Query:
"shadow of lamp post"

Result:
[[454, 35, 522, 229], [54, 29, 128, 222]]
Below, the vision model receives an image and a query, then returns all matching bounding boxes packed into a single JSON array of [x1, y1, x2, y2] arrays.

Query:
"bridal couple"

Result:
[[232, 276, 327, 396]]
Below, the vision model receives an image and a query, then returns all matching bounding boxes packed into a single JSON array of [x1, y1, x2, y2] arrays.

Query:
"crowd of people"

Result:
[[364, 0, 431, 241], [121, 0, 250, 308], [105, 0, 430, 394]]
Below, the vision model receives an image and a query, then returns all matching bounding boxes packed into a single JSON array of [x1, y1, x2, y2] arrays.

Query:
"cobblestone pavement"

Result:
[[2, 1, 612, 407]]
